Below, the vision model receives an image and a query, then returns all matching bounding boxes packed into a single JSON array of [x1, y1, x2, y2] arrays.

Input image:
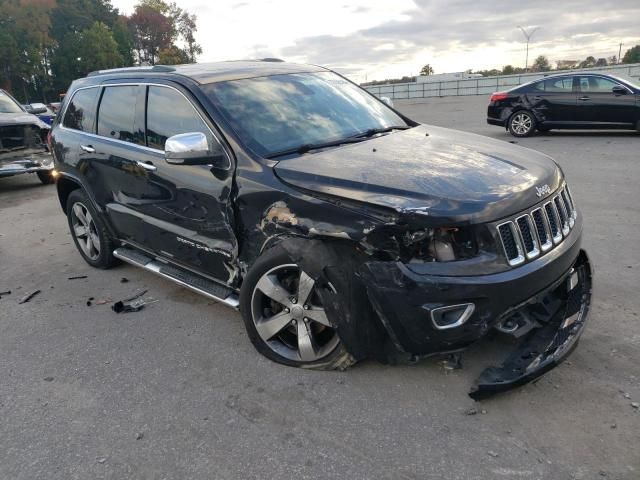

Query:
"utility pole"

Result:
[[517, 26, 539, 72], [618, 43, 623, 64]]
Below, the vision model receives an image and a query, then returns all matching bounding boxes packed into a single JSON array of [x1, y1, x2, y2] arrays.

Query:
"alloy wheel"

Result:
[[511, 113, 533, 135], [71, 202, 101, 261], [250, 264, 339, 362]]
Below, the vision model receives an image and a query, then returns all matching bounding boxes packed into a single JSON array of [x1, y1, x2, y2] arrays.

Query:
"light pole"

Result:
[[517, 26, 539, 72]]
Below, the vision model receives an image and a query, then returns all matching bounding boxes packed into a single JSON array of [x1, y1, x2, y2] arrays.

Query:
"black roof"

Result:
[[87, 60, 327, 84]]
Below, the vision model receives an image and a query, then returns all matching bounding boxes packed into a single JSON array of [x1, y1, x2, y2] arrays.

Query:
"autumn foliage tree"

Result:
[[0, 0, 201, 103], [128, 0, 202, 65]]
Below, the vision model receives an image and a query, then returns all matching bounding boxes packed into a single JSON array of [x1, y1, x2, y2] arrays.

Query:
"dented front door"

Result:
[[102, 83, 237, 283]]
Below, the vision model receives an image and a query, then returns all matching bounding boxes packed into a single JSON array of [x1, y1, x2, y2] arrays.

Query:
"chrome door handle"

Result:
[[80, 144, 95, 153], [578, 96, 590, 101], [135, 160, 157, 171]]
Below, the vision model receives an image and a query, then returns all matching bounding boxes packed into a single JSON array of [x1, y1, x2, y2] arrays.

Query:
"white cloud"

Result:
[[111, 0, 640, 82]]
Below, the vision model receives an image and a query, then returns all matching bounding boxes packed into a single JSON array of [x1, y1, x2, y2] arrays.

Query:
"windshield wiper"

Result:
[[351, 125, 411, 138], [265, 126, 411, 160], [266, 137, 369, 159]]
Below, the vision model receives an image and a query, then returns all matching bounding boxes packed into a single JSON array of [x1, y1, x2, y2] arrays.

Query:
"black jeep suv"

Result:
[[50, 61, 592, 398]]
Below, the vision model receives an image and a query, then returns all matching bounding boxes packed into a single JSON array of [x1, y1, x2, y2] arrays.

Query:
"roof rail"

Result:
[[260, 58, 284, 62], [87, 65, 176, 77]]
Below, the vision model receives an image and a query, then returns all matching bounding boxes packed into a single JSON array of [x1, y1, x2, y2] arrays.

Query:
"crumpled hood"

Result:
[[274, 124, 562, 224], [0, 112, 50, 129]]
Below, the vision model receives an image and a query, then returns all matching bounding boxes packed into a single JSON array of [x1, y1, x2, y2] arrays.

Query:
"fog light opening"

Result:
[[431, 303, 475, 330]]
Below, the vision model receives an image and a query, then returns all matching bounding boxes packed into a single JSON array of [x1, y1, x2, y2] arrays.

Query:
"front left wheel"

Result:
[[239, 245, 355, 370]]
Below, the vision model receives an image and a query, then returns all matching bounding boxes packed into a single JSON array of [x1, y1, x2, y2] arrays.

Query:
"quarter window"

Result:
[[97, 86, 140, 144], [146, 86, 212, 150], [578, 76, 620, 93], [63, 88, 98, 132]]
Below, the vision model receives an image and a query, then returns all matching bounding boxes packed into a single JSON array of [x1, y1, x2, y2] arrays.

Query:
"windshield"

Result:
[[0, 90, 25, 114], [203, 71, 408, 158]]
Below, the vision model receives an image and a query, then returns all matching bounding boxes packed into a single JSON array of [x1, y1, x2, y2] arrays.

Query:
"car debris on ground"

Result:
[[18, 290, 40, 304], [111, 289, 155, 314]]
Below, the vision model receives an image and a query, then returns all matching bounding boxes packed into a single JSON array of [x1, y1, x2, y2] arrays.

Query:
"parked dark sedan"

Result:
[[488, 73, 640, 137]]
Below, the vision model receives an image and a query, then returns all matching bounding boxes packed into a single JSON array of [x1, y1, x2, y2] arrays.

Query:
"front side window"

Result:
[[544, 77, 574, 93], [578, 76, 621, 93], [63, 88, 98, 132], [202, 71, 408, 158], [146, 86, 212, 150], [0, 90, 24, 114], [97, 86, 139, 144]]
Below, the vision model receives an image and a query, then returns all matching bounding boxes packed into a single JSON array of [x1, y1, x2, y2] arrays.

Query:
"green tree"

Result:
[[531, 55, 551, 72], [622, 45, 640, 64], [579, 56, 597, 68], [595, 57, 608, 67], [158, 45, 189, 64], [419, 64, 434, 76], [502, 65, 515, 75]]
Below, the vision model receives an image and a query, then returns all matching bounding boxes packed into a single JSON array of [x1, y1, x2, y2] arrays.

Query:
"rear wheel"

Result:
[[240, 246, 355, 370], [508, 110, 536, 137], [37, 170, 55, 185], [66, 189, 118, 269]]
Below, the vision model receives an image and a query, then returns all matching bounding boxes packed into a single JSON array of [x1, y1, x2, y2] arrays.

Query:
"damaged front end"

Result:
[[0, 119, 52, 178], [263, 181, 592, 398]]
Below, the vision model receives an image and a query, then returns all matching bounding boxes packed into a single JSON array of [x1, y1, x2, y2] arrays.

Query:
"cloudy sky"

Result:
[[112, 0, 640, 82]]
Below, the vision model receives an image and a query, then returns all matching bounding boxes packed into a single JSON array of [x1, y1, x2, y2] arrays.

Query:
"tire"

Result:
[[508, 110, 536, 137], [37, 170, 55, 185], [66, 189, 118, 269], [239, 245, 355, 370]]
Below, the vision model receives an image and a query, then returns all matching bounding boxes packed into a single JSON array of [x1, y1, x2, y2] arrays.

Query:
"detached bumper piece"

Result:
[[469, 251, 592, 400]]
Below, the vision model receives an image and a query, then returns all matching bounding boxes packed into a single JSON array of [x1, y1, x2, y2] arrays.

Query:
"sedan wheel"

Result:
[[250, 264, 340, 363], [509, 111, 535, 137], [70, 202, 101, 261]]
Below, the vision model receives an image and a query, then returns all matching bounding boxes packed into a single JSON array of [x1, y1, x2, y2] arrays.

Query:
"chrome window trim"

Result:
[[58, 82, 232, 170], [515, 214, 540, 260]]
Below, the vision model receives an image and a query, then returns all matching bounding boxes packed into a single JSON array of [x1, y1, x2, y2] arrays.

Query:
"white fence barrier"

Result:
[[364, 63, 640, 99]]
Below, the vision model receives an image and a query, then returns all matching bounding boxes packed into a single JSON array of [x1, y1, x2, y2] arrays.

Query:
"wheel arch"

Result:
[[56, 175, 82, 213]]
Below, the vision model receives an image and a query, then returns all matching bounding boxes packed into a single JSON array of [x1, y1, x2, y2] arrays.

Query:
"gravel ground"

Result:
[[1, 94, 638, 480]]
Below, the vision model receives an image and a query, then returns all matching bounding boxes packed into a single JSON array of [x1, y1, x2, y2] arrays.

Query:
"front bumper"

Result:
[[360, 221, 592, 397], [0, 150, 53, 178]]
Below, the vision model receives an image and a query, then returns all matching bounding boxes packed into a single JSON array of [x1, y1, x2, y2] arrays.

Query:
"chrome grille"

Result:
[[497, 186, 577, 267]]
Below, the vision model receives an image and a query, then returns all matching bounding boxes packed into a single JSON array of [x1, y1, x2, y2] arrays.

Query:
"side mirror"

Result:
[[612, 85, 628, 95], [380, 96, 394, 108], [165, 132, 228, 168], [28, 103, 48, 114]]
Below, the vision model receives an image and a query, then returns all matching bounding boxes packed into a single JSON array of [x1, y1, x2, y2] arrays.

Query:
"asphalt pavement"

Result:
[[1, 94, 638, 480]]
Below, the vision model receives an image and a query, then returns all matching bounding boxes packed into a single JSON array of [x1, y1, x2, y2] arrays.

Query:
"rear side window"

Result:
[[146, 86, 212, 150], [63, 88, 98, 132], [543, 78, 574, 93], [97, 86, 140, 144]]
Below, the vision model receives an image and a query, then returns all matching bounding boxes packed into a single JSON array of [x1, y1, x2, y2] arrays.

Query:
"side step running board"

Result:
[[113, 247, 240, 309]]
